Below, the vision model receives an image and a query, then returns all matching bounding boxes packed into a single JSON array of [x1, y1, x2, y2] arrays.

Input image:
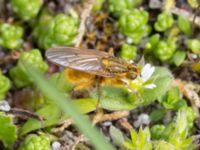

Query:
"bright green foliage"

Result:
[[159, 87, 187, 110], [120, 44, 137, 61], [93, 0, 105, 11], [173, 51, 186, 66], [34, 13, 78, 49], [153, 39, 177, 61], [10, 49, 48, 88], [145, 34, 177, 61], [20, 99, 97, 135], [151, 107, 196, 149], [108, 0, 142, 16], [0, 71, 11, 100], [178, 15, 191, 36], [153, 141, 176, 150], [0, 112, 17, 148], [187, 39, 200, 54], [144, 34, 160, 54], [0, 23, 24, 49], [18, 133, 52, 150], [118, 9, 150, 44], [154, 12, 174, 32], [124, 128, 152, 150], [151, 125, 166, 139], [11, 0, 43, 21]]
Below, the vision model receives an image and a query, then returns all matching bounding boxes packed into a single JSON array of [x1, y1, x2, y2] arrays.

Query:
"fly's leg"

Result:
[[92, 76, 104, 125]]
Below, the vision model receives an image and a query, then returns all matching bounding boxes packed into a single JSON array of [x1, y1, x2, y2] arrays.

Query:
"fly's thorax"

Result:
[[101, 56, 129, 74]]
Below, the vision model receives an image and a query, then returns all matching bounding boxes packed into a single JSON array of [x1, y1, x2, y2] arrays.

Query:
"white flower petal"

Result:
[[144, 84, 156, 89], [141, 64, 155, 81]]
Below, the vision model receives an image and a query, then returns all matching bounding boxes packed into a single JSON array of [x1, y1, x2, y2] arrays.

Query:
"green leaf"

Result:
[[140, 67, 173, 104], [0, 112, 17, 148], [150, 109, 166, 122], [173, 51, 186, 66], [178, 15, 192, 36], [20, 99, 97, 135]]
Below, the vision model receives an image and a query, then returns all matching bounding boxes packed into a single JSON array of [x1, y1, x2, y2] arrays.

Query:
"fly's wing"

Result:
[[45, 47, 114, 77]]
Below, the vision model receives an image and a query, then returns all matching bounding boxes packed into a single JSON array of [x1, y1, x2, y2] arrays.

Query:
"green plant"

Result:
[[187, 39, 200, 54], [0, 112, 17, 148], [0, 71, 11, 100], [118, 9, 150, 44], [0, 23, 24, 49], [159, 87, 187, 110], [154, 12, 174, 32], [108, 0, 142, 16], [178, 15, 192, 36], [34, 13, 79, 49], [9, 49, 48, 88], [11, 0, 43, 21], [124, 127, 152, 150], [18, 133, 52, 150], [120, 44, 137, 61]]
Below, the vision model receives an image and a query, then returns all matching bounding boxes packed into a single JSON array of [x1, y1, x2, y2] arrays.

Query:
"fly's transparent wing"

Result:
[[45, 47, 114, 77]]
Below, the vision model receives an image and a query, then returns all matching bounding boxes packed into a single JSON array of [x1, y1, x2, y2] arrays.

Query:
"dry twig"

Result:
[[173, 79, 200, 113], [75, 0, 96, 47]]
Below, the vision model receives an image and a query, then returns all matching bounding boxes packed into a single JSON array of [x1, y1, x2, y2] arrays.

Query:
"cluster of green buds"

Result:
[[34, 13, 79, 50], [187, 39, 200, 55], [145, 34, 177, 61], [0, 23, 24, 49], [9, 49, 48, 88], [154, 12, 174, 32], [108, 0, 142, 16], [0, 71, 11, 100], [120, 44, 137, 61], [118, 9, 150, 44], [18, 133, 52, 150], [11, 0, 43, 21], [93, 0, 106, 12]]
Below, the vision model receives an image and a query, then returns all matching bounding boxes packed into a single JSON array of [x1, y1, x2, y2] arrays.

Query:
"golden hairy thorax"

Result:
[[101, 56, 129, 74]]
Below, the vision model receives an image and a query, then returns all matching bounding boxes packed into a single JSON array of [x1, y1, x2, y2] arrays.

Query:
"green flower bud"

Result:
[[36, 14, 79, 49], [187, 39, 200, 54], [0, 23, 24, 49], [154, 12, 174, 32], [118, 9, 150, 44], [18, 133, 51, 150], [0, 71, 11, 100], [10, 49, 48, 88], [153, 39, 176, 61], [108, 0, 142, 16], [151, 125, 166, 140], [93, 0, 105, 12], [144, 34, 160, 54], [120, 44, 137, 61], [11, 0, 43, 21]]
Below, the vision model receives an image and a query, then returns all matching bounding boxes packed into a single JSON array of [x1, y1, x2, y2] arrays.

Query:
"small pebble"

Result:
[[133, 113, 151, 128], [0, 101, 10, 112], [52, 141, 61, 150]]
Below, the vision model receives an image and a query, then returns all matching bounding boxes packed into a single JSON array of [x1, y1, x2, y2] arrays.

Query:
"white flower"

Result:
[[123, 63, 156, 92], [141, 63, 155, 82]]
